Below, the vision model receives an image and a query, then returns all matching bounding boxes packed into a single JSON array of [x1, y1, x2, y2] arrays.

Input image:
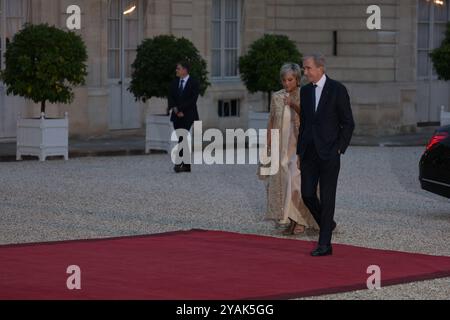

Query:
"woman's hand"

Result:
[[284, 94, 300, 115], [283, 94, 291, 107]]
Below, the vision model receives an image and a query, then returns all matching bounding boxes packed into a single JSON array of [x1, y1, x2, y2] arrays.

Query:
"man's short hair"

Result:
[[177, 60, 191, 72], [302, 53, 326, 71]]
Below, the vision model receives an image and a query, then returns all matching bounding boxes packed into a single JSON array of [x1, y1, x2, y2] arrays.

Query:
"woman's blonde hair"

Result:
[[280, 63, 302, 87]]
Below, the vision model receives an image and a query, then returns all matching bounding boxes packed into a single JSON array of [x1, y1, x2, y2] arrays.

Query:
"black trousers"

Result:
[[301, 143, 341, 246], [173, 120, 193, 164]]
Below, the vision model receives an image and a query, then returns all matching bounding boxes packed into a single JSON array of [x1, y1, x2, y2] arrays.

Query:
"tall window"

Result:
[[211, 0, 240, 79], [418, 0, 449, 79], [0, 0, 31, 69], [108, 0, 141, 80], [218, 99, 240, 117]]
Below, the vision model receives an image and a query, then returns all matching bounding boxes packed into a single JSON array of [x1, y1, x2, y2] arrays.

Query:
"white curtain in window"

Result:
[[0, 0, 30, 68], [417, 0, 449, 78], [123, 0, 138, 78], [108, 0, 121, 79], [433, 2, 449, 48], [108, 0, 140, 79], [432, 0, 448, 76], [212, 0, 222, 77], [434, 1, 449, 22], [225, 0, 238, 77], [419, 0, 431, 21], [418, 24, 429, 49], [5, 0, 30, 40], [212, 0, 239, 78]]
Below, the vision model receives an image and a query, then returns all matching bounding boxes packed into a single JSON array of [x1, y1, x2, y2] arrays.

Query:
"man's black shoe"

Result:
[[311, 245, 333, 257], [179, 164, 191, 173]]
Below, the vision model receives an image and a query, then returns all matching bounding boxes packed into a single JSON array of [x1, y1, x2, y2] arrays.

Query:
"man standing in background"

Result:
[[168, 61, 200, 173]]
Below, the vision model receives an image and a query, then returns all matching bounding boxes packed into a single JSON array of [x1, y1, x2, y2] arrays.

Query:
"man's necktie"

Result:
[[313, 84, 318, 112], [178, 79, 184, 96]]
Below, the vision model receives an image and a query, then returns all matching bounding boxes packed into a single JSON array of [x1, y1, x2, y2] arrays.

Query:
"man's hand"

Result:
[[177, 112, 185, 118]]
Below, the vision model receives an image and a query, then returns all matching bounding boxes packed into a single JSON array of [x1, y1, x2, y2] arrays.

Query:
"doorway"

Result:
[[107, 0, 143, 130]]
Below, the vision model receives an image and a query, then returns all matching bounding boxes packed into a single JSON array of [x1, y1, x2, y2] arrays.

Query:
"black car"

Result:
[[419, 125, 450, 198]]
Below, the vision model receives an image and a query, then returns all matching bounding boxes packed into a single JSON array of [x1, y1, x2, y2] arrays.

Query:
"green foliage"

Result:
[[1, 23, 88, 114], [430, 22, 450, 81], [129, 35, 210, 102], [239, 34, 302, 95]]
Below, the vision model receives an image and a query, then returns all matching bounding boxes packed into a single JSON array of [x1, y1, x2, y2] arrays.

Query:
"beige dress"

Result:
[[260, 89, 317, 229]]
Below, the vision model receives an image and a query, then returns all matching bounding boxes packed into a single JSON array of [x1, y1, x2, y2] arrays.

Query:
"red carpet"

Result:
[[1, 229, 450, 300]]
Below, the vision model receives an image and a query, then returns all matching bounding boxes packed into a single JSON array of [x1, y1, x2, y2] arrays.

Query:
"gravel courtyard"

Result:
[[0, 146, 449, 299]]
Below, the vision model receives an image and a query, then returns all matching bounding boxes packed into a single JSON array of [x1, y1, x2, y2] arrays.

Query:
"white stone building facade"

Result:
[[0, 0, 449, 139]]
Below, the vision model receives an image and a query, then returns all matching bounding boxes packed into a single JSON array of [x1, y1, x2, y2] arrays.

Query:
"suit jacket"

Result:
[[168, 76, 200, 128], [297, 75, 355, 160]]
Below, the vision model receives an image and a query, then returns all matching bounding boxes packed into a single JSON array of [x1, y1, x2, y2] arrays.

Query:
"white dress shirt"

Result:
[[179, 75, 190, 91], [314, 74, 327, 112]]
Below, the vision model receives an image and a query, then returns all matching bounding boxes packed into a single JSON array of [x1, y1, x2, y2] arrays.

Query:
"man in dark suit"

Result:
[[168, 61, 200, 173], [297, 54, 355, 257]]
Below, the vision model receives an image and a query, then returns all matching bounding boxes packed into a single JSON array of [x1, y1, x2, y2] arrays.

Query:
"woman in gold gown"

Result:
[[261, 63, 318, 235]]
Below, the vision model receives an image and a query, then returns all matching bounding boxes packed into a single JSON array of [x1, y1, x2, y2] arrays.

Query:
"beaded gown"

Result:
[[261, 89, 317, 229]]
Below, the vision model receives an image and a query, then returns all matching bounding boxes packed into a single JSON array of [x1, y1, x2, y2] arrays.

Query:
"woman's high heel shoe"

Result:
[[282, 220, 305, 235]]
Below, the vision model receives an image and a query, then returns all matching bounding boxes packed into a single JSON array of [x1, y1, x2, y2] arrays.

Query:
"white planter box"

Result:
[[145, 114, 177, 154], [17, 113, 69, 162], [440, 106, 450, 127], [248, 111, 270, 147], [145, 114, 197, 154]]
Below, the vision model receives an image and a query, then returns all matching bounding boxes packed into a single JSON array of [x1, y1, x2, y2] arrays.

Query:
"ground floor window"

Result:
[[417, 0, 449, 79], [218, 99, 240, 118]]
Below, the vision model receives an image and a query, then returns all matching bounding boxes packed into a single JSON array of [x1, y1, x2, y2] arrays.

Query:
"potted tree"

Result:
[[239, 34, 302, 145], [1, 23, 88, 161], [430, 22, 450, 126], [128, 35, 209, 153]]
